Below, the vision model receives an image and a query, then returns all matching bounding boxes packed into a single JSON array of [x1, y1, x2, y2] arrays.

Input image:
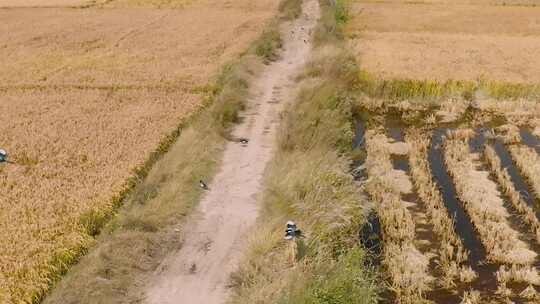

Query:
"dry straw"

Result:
[[444, 131, 538, 287], [484, 144, 540, 244], [406, 129, 475, 288], [508, 145, 540, 202], [364, 129, 433, 302]]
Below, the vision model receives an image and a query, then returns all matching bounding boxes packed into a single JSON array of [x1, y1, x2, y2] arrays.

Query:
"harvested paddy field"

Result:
[[345, 0, 540, 82], [0, 0, 278, 302], [348, 4, 540, 288], [354, 111, 540, 302]]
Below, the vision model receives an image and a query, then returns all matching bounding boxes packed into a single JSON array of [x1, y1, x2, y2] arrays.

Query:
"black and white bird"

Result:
[[0, 149, 7, 163], [199, 180, 208, 190], [284, 220, 301, 240], [239, 138, 249, 145]]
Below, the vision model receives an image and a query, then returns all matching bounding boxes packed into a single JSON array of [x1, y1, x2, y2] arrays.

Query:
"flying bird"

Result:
[[239, 138, 249, 144], [199, 180, 208, 190]]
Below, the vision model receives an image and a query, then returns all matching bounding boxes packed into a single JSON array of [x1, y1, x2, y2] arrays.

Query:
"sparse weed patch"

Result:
[[279, 0, 303, 20], [253, 26, 283, 63]]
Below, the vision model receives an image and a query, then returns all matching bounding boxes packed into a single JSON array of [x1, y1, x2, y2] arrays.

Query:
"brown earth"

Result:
[[0, 0, 278, 302]]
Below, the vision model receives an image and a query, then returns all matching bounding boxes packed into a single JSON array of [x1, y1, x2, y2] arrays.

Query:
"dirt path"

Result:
[[144, 1, 320, 303]]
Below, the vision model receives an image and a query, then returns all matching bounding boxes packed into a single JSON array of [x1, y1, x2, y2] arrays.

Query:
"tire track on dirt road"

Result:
[[144, 0, 320, 303]]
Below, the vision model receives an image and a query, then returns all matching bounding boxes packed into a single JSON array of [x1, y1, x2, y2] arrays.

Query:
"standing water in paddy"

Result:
[[520, 128, 540, 154], [428, 129, 498, 292], [491, 139, 540, 219]]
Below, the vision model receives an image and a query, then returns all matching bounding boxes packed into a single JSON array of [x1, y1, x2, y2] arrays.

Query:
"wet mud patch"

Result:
[[386, 126, 464, 302], [351, 117, 367, 180], [520, 128, 540, 154]]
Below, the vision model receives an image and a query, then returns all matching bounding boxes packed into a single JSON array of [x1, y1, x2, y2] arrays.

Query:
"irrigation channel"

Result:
[[354, 118, 382, 261], [519, 128, 540, 154], [387, 124, 460, 303], [490, 139, 540, 221], [353, 116, 540, 303], [429, 128, 500, 295], [471, 131, 540, 293]]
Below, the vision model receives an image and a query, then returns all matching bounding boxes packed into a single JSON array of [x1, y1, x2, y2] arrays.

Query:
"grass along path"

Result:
[[142, 0, 316, 303], [227, 1, 380, 303]]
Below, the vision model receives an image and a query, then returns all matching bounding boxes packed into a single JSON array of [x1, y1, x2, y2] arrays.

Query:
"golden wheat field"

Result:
[[0, 0, 277, 301], [345, 0, 540, 82], [0, 0, 88, 7]]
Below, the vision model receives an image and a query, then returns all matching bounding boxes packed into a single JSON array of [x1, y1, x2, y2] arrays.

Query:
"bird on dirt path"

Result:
[[199, 180, 208, 190], [239, 138, 249, 145], [0, 149, 7, 163]]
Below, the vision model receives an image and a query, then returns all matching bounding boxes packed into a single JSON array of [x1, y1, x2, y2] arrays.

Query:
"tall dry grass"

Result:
[[405, 129, 475, 288], [364, 130, 433, 302], [444, 131, 539, 288], [227, 1, 380, 303], [476, 99, 540, 126], [484, 144, 540, 244]]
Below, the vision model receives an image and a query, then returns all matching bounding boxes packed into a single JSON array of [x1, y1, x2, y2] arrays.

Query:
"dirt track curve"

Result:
[[144, 1, 320, 303]]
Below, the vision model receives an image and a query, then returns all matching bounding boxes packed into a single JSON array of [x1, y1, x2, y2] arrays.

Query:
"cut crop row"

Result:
[[484, 144, 540, 244], [364, 129, 432, 302], [508, 145, 540, 203], [406, 129, 476, 289], [444, 130, 539, 296]]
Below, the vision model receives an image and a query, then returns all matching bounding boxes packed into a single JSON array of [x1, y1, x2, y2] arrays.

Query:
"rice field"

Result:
[[345, 0, 540, 83], [355, 113, 540, 302], [0, 0, 278, 302], [0, 0, 89, 7]]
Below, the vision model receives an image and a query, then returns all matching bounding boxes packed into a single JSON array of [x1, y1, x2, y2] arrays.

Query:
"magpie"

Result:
[[199, 180, 208, 190], [284, 220, 301, 240], [239, 138, 249, 144], [0, 149, 7, 163]]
